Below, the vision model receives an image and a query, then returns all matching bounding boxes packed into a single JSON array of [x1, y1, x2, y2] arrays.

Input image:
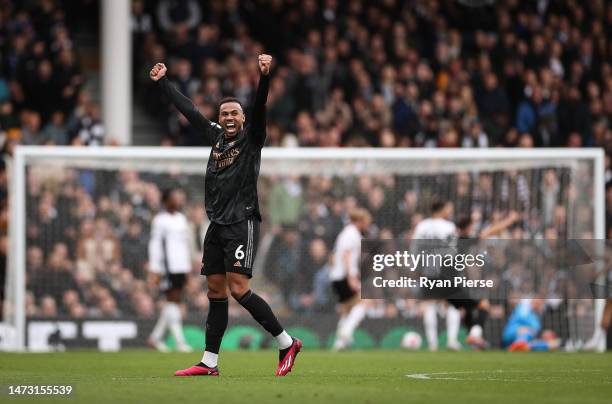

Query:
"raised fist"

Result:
[[149, 63, 167, 81], [258, 54, 272, 76]]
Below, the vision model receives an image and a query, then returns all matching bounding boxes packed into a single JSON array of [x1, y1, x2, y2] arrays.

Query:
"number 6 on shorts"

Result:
[[235, 244, 245, 260]]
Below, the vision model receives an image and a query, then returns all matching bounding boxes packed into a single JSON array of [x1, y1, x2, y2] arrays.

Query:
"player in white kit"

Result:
[[411, 200, 459, 351], [147, 188, 193, 352], [329, 208, 372, 350]]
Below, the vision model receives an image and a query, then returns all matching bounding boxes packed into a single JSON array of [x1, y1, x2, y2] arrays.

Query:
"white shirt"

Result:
[[412, 217, 456, 241], [148, 211, 191, 274], [412, 217, 457, 277], [329, 224, 362, 281]]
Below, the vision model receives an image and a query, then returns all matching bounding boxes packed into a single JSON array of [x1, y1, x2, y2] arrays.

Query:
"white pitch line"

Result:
[[406, 369, 611, 384], [407, 370, 507, 381]]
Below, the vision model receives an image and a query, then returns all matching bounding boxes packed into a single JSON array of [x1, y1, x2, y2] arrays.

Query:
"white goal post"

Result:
[[3, 146, 606, 351]]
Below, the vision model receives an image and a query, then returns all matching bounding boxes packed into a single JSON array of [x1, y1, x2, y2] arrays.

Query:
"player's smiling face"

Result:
[[219, 102, 245, 137]]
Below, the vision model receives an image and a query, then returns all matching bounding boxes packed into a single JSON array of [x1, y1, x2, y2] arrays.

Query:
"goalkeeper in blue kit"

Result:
[[504, 299, 559, 352]]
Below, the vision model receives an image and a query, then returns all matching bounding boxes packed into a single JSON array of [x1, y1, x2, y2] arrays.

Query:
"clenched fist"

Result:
[[258, 54, 272, 76], [149, 63, 167, 81]]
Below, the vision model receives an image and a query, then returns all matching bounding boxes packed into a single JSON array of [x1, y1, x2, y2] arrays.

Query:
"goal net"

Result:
[[2, 147, 606, 351]]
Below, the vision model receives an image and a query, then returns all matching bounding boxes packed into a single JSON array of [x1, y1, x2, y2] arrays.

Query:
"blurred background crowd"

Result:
[[134, 0, 612, 154], [0, 0, 610, 343], [20, 162, 596, 328]]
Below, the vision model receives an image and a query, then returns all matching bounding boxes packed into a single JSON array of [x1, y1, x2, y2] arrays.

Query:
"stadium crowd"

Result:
[[135, 0, 612, 229], [0, 0, 104, 318], [0, 0, 610, 347], [0, 0, 105, 150], [136, 0, 612, 153]]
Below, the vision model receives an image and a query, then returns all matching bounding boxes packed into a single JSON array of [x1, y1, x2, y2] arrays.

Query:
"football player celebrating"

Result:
[[150, 54, 301, 377]]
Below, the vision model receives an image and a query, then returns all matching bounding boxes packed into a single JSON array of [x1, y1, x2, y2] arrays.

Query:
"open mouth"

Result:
[[224, 121, 238, 133]]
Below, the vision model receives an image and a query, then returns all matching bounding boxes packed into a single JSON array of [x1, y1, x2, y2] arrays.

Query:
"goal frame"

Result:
[[5, 146, 606, 351]]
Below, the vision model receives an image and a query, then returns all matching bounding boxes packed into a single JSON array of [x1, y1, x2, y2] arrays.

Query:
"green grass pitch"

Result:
[[1, 350, 611, 404]]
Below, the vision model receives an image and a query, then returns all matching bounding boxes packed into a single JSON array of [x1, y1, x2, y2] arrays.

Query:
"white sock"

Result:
[[592, 326, 604, 342], [595, 326, 606, 340], [424, 304, 438, 351], [202, 351, 218, 367], [446, 305, 460, 346], [150, 304, 171, 341], [166, 303, 187, 346], [336, 314, 347, 332], [275, 330, 293, 350], [339, 303, 366, 341], [469, 324, 483, 339], [333, 314, 348, 349]]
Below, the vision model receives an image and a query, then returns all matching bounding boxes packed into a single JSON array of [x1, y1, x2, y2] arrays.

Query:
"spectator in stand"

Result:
[[74, 102, 104, 146], [39, 295, 58, 317], [20, 110, 45, 145], [42, 110, 69, 145], [156, 0, 201, 34], [120, 219, 148, 278]]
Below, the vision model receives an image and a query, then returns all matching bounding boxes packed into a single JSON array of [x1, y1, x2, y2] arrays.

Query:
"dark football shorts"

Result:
[[332, 279, 357, 303], [447, 298, 479, 311], [160, 273, 187, 291], [201, 218, 260, 279]]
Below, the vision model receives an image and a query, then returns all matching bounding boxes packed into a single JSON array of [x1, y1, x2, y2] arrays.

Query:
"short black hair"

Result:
[[431, 199, 448, 214], [161, 188, 178, 204], [456, 216, 472, 231], [217, 97, 243, 116]]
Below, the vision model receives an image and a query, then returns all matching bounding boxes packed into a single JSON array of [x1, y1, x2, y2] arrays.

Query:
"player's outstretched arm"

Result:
[[150, 62, 212, 135], [478, 211, 520, 239], [251, 54, 272, 147]]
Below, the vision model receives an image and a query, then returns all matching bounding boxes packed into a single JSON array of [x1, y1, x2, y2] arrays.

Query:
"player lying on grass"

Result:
[[149, 54, 301, 377], [503, 298, 560, 352]]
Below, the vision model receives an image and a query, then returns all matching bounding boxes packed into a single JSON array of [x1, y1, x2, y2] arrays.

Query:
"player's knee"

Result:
[[208, 289, 227, 299], [166, 289, 182, 303], [229, 287, 248, 301], [207, 282, 227, 299], [478, 299, 491, 310], [227, 273, 250, 300], [229, 283, 249, 300], [206, 274, 227, 298], [517, 327, 530, 336]]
